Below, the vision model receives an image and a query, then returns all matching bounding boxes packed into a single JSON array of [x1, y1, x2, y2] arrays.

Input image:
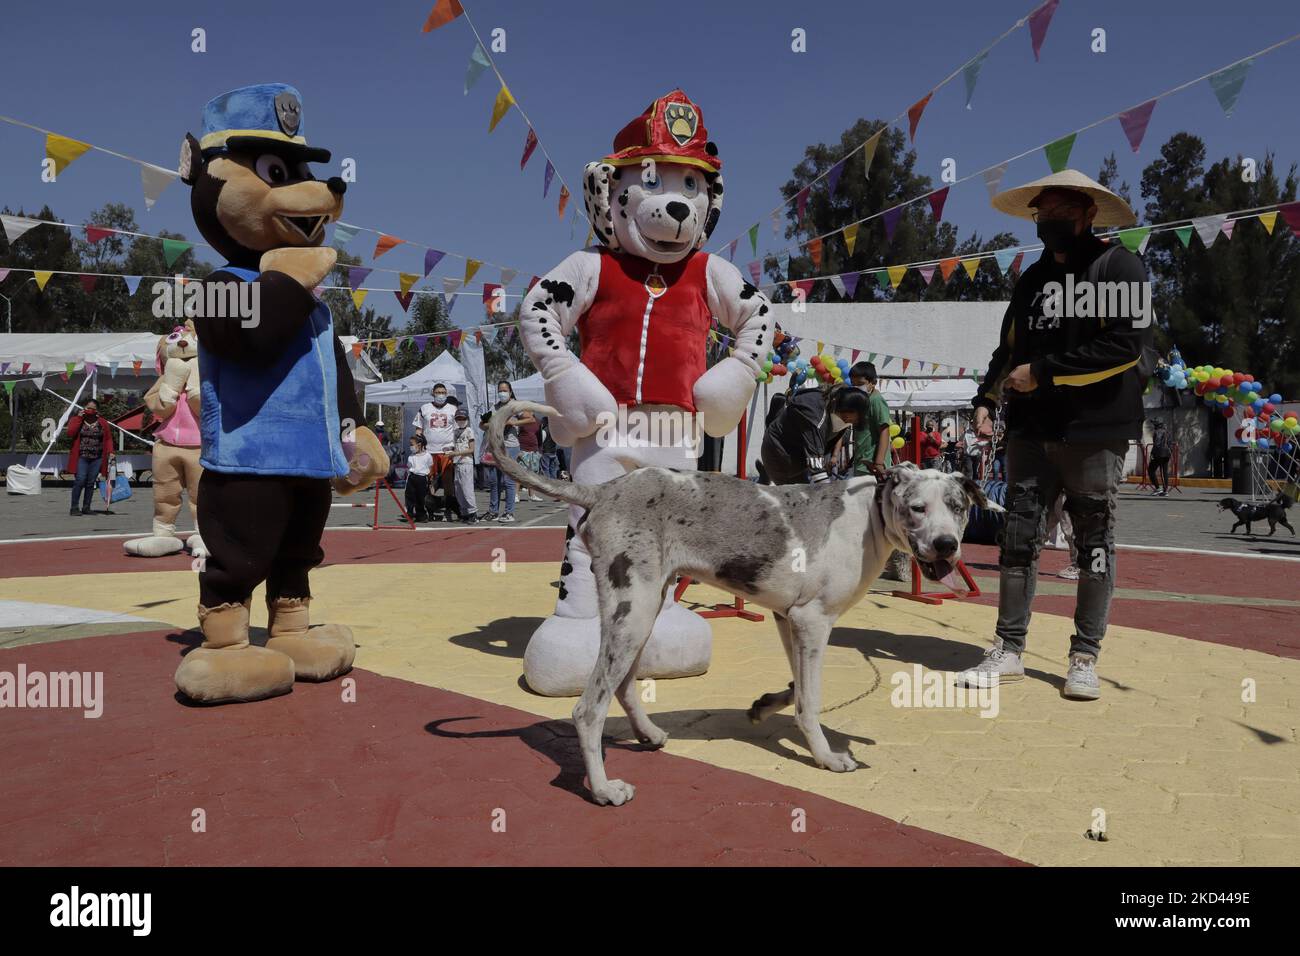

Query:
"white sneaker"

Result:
[[1063, 654, 1101, 700], [957, 639, 1025, 687], [1057, 564, 1081, 580]]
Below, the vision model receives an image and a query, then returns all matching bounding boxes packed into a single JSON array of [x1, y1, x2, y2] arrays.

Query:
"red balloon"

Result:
[[772, 364, 787, 375], [1221, 407, 1234, 418], [1233, 373, 1245, 384], [1264, 403, 1276, 415]]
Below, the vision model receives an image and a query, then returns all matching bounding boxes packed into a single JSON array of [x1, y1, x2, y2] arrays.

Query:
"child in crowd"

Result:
[[405, 433, 432, 523], [451, 407, 478, 524]]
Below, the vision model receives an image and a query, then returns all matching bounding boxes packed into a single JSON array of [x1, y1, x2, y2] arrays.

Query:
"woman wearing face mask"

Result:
[[485, 381, 531, 522], [66, 399, 115, 516]]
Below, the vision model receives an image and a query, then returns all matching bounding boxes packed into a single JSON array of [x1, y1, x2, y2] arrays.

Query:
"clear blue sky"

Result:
[[2, 0, 1298, 326]]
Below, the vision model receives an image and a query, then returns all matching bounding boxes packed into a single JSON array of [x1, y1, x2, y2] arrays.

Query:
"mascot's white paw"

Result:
[[543, 364, 618, 447], [693, 356, 759, 438], [186, 533, 209, 560], [522, 603, 712, 697], [124, 535, 186, 558]]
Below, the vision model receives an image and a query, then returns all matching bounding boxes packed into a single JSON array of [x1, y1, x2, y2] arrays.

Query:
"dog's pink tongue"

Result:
[[940, 564, 969, 596]]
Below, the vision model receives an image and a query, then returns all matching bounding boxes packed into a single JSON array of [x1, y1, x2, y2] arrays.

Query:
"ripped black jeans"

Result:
[[996, 436, 1128, 660]]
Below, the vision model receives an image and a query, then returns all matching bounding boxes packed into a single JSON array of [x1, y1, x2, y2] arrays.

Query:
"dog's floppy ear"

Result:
[[699, 170, 724, 248], [583, 161, 619, 251], [888, 461, 920, 481], [178, 133, 204, 187], [958, 474, 1003, 512]]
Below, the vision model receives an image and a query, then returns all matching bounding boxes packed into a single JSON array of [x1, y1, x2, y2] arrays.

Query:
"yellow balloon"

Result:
[[891, 437, 905, 449], [888, 423, 901, 437]]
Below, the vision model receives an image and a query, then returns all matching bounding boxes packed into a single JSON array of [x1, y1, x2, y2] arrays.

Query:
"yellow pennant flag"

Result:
[[816, 341, 825, 354], [384, 338, 397, 356], [46, 134, 92, 177], [887, 265, 908, 288], [962, 258, 981, 280], [351, 289, 368, 311], [1258, 211, 1278, 235], [842, 222, 860, 256], [862, 129, 883, 179], [489, 84, 515, 132], [464, 258, 482, 284], [34, 270, 54, 291], [399, 272, 420, 295]]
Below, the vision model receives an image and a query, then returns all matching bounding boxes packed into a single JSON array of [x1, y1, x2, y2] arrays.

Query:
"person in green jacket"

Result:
[[850, 362, 893, 477]]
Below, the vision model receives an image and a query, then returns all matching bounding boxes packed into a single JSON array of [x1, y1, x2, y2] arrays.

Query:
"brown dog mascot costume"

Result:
[[174, 84, 387, 704]]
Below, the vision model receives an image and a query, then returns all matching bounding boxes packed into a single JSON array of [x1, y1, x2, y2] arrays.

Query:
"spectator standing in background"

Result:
[[516, 410, 543, 502], [404, 433, 432, 523], [412, 383, 459, 521], [848, 362, 893, 478], [450, 406, 479, 524], [1148, 421, 1172, 496], [67, 399, 113, 516], [920, 418, 943, 470]]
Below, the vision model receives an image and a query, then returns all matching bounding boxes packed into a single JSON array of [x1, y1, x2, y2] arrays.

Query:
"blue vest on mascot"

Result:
[[198, 265, 350, 479]]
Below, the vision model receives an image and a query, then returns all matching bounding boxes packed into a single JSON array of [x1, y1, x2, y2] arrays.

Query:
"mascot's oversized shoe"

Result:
[[264, 597, 355, 682], [175, 601, 295, 704], [524, 601, 711, 698]]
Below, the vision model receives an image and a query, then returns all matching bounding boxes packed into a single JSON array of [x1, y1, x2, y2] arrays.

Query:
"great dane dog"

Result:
[[489, 401, 1000, 806]]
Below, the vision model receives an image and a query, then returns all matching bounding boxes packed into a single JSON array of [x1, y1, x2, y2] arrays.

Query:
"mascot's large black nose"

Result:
[[933, 535, 959, 559], [327, 177, 347, 195], [665, 201, 691, 223]]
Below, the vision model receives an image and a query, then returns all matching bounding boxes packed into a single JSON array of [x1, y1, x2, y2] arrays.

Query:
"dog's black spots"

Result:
[[558, 583, 569, 601], [646, 495, 659, 507], [705, 141, 719, 156], [551, 344, 560, 350], [540, 279, 575, 308], [560, 560, 573, 576], [761, 324, 768, 331], [605, 227, 613, 236], [739, 282, 759, 300], [620, 211, 627, 219], [613, 600, 633, 623], [618, 190, 629, 207], [750, 352, 758, 359], [611, 167, 622, 180], [607, 552, 634, 589], [756, 336, 763, 347], [530, 301, 549, 312], [717, 554, 771, 593], [758, 304, 769, 316], [587, 173, 596, 193], [564, 525, 576, 541], [676, 517, 687, 525]]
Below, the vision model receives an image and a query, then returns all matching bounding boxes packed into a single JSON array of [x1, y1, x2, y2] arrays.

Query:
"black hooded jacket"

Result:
[[974, 232, 1152, 442]]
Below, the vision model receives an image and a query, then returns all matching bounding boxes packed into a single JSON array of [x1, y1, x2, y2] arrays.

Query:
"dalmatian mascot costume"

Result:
[[519, 89, 771, 696]]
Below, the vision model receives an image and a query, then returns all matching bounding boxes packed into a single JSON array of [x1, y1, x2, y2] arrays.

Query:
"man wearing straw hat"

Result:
[[959, 169, 1152, 701]]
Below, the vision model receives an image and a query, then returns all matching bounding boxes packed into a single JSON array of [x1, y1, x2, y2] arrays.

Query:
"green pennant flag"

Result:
[[66, 362, 76, 376], [2, 381, 14, 397], [748, 223, 759, 256], [162, 238, 193, 267], [1174, 226, 1193, 247], [1118, 226, 1150, 254], [1044, 133, 1076, 173]]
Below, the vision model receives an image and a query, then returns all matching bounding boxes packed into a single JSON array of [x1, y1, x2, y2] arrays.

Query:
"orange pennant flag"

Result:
[[373, 234, 404, 259], [939, 257, 959, 281], [421, 0, 464, 32], [557, 185, 571, 219], [489, 84, 515, 132], [907, 92, 934, 143], [46, 134, 92, 177], [807, 237, 823, 270]]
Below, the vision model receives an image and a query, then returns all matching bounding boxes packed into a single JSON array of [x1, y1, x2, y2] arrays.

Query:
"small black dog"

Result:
[[1218, 494, 1296, 536]]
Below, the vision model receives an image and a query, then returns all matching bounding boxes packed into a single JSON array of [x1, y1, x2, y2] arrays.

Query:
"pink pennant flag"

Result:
[[1279, 202, 1300, 238], [1221, 219, 1236, 241], [1118, 100, 1157, 153], [520, 128, 538, 170], [1028, 0, 1060, 61], [928, 187, 949, 222], [0, 268, 9, 283], [449, 330, 463, 349], [728, 238, 738, 261], [918, 265, 937, 285], [796, 187, 810, 223], [748, 261, 761, 285], [851, 349, 861, 364]]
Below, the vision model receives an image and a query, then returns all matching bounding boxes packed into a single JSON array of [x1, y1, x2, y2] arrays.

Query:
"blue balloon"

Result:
[[1270, 393, 1283, 403], [1258, 438, 1271, 449]]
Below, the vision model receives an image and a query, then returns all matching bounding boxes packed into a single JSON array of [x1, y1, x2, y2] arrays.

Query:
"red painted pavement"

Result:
[[0, 631, 1023, 867]]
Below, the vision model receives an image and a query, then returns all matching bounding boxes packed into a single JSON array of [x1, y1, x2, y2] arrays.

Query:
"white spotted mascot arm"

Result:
[[696, 255, 770, 438], [519, 248, 614, 447]]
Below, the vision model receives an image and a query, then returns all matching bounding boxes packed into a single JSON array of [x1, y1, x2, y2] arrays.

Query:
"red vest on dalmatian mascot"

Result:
[[580, 248, 712, 410]]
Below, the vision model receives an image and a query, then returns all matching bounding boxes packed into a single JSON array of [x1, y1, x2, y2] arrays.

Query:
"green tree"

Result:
[[1139, 133, 1299, 395]]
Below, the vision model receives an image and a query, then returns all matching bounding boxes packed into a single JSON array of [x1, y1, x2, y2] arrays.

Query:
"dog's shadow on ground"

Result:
[[448, 617, 543, 659]]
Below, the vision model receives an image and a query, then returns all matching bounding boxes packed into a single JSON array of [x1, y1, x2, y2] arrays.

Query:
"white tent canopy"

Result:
[[0, 332, 381, 385], [509, 371, 545, 402], [363, 350, 467, 405], [878, 377, 978, 411]]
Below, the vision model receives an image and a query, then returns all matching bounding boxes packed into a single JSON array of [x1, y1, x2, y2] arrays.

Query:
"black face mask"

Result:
[[1036, 219, 1084, 256]]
